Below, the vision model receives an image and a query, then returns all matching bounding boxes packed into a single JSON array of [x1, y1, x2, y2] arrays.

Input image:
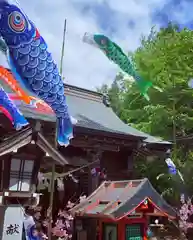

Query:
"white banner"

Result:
[[2, 206, 24, 240]]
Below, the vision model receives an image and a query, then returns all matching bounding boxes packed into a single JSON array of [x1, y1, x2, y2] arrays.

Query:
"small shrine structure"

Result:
[[70, 178, 176, 240]]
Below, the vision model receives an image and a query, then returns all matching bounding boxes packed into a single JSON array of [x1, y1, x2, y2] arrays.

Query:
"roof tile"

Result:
[[0, 77, 171, 145]]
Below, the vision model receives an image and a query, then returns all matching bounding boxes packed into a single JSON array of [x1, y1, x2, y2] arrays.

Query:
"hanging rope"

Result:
[[43, 158, 100, 180]]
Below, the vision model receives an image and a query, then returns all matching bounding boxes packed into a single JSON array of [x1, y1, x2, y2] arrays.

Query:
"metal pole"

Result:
[[60, 19, 67, 77], [48, 19, 67, 240]]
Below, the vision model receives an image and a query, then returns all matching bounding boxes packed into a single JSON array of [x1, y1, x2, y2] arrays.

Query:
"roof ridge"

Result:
[[64, 84, 103, 103], [0, 73, 171, 145], [65, 87, 103, 103], [2, 68, 104, 103]]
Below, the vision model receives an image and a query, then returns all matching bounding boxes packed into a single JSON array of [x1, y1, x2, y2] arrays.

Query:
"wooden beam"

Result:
[[42, 123, 140, 149], [71, 141, 120, 151]]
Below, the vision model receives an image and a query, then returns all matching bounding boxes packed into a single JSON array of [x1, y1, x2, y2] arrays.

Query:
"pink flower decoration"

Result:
[[41, 233, 48, 239], [65, 220, 71, 229], [58, 210, 69, 218], [79, 195, 86, 202], [66, 201, 75, 209], [179, 197, 193, 232]]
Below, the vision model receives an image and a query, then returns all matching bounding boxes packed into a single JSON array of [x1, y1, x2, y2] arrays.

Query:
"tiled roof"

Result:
[[0, 127, 69, 165], [0, 71, 171, 145], [70, 178, 176, 219]]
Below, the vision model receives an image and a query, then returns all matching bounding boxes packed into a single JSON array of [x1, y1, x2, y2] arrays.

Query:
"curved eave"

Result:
[[114, 197, 176, 221]]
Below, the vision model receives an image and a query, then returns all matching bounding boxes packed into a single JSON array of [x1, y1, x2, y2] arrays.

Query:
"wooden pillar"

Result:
[[87, 150, 102, 194]]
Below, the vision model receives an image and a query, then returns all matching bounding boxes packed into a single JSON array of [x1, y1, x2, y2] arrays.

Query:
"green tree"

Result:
[[98, 23, 193, 201], [132, 24, 193, 198], [127, 24, 193, 140]]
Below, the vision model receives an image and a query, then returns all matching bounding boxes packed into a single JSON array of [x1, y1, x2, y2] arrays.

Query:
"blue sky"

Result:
[[0, 0, 193, 90]]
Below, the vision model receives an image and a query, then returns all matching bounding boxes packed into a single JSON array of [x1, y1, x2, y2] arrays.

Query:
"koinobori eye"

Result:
[[8, 11, 25, 32]]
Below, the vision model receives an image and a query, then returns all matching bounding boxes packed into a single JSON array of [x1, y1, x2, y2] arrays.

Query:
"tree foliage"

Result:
[[98, 23, 193, 202], [133, 24, 193, 139]]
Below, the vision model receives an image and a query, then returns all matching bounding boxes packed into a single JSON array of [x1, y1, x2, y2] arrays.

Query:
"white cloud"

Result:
[[0, 0, 191, 90]]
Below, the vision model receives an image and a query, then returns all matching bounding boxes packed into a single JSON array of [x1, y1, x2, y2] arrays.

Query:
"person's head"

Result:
[[25, 206, 34, 216], [32, 227, 39, 237], [31, 223, 42, 237]]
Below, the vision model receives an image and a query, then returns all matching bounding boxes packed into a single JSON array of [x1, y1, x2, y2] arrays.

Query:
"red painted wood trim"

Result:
[[116, 197, 176, 221]]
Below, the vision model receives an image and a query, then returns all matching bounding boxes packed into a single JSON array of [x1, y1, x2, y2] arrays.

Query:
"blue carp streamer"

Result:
[[0, 85, 28, 130], [0, 0, 73, 146]]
